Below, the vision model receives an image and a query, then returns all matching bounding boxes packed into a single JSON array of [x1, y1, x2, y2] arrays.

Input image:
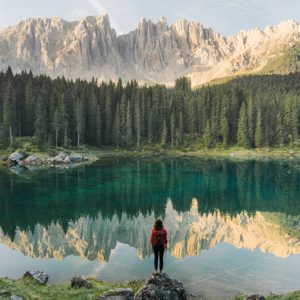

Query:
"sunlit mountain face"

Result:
[[0, 157, 300, 298]]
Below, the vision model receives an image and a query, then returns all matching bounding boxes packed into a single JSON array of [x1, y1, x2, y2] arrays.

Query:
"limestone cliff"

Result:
[[1, 16, 300, 86]]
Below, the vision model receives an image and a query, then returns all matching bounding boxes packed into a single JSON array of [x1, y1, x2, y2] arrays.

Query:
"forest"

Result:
[[0, 67, 299, 149]]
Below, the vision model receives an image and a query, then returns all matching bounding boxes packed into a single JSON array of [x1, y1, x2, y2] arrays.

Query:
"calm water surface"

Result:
[[0, 157, 300, 299]]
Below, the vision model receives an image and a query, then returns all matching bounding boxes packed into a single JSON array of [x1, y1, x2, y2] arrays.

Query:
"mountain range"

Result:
[[0, 15, 300, 86]]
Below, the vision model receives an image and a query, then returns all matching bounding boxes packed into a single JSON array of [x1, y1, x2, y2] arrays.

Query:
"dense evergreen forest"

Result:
[[0, 67, 299, 149]]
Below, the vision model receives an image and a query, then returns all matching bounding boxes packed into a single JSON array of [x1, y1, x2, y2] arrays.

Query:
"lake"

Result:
[[0, 157, 300, 299]]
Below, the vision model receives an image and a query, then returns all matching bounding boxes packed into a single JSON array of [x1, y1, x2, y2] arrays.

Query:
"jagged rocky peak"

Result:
[[0, 15, 300, 86]]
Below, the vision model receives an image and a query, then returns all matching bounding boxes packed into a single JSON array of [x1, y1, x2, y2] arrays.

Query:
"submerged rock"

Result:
[[70, 276, 90, 289], [23, 270, 49, 285], [134, 272, 187, 300], [9, 165, 28, 174], [99, 288, 134, 300]]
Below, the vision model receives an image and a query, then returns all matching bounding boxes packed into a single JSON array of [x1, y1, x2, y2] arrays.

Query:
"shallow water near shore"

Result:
[[0, 157, 300, 299]]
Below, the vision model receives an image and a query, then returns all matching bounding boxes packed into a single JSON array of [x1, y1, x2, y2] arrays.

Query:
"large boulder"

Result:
[[52, 153, 70, 164], [9, 151, 26, 163], [0, 290, 11, 297], [24, 155, 39, 164], [99, 288, 134, 300], [245, 296, 265, 300], [70, 276, 90, 289], [69, 153, 84, 162], [134, 273, 187, 300], [23, 270, 49, 285], [10, 296, 23, 300]]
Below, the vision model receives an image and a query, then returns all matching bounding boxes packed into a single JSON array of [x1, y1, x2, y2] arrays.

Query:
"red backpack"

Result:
[[153, 229, 164, 246]]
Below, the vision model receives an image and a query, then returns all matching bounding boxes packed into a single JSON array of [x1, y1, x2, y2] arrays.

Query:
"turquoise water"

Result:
[[0, 157, 300, 299]]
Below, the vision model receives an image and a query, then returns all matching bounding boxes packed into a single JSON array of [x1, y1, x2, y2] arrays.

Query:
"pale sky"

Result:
[[0, 0, 300, 36]]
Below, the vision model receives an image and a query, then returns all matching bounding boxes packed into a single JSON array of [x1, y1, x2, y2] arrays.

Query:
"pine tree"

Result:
[[52, 108, 61, 148], [220, 104, 229, 147], [59, 94, 70, 148], [75, 97, 86, 147], [135, 95, 141, 147], [161, 118, 168, 147], [34, 96, 48, 148], [148, 108, 154, 144], [247, 97, 255, 147], [0, 123, 8, 148], [255, 108, 263, 148], [170, 113, 175, 147], [3, 80, 17, 144], [24, 78, 34, 136], [125, 101, 133, 146], [178, 110, 184, 145], [237, 102, 250, 148], [112, 103, 121, 147], [96, 103, 102, 147], [275, 112, 284, 146], [290, 95, 299, 143]]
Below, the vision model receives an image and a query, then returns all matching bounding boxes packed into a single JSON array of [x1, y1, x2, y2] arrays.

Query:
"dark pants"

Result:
[[153, 245, 165, 271]]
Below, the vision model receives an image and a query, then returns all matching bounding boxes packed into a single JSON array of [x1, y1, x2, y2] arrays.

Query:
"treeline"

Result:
[[0, 67, 299, 149]]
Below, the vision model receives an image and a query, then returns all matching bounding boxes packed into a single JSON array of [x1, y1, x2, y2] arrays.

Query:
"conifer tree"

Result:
[[255, 108, 263, 148], [34, 95, 47, 148], [125, 101, 133, 146], [161, 118, 168, 147], [112, 103, 121, 147], [148, 108, 154, 144], [52, 108, 61, 147], [75, 97, 86, 147], [135, 95, 141, 147], [3, 80, 16, 144], [170, 113, 175, 147], [237, 102, 250, 148], [221, 104, 229, 147], [96, 103, 102, 147]]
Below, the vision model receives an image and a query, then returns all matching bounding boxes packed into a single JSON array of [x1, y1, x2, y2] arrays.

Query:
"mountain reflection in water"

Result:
[[0, 198, 300, 261], [0, 158, 300, 258]]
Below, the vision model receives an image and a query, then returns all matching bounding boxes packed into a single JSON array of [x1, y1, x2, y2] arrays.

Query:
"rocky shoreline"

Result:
[[1, 146, 299, 174], [0, 270, 189, 300], [1, 270, 299, 300], [0, 150, 100, 174]]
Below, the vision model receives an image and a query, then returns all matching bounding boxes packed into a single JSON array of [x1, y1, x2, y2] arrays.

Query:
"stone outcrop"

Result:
[[24, 155, 39, 164], [69, 153, 84, 162], [99, 288, 134, 300], [134, 272, 187, 300], [245, 295, 265, 300], [10, 296, 23, 300], [9, 151, 26, 163], [0, 16, 300, 86], [70, 276, 90, 289], [23, 270, 49, 285]]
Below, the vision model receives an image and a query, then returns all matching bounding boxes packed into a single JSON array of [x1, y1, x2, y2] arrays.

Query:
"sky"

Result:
[[0, 0, 300, 36]]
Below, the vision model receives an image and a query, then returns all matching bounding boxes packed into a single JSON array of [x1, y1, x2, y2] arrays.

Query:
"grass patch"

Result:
[[0, 277, 143, 300]]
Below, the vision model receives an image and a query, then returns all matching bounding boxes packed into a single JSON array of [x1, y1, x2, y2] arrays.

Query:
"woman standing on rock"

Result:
[[150, 219, 168, 273]]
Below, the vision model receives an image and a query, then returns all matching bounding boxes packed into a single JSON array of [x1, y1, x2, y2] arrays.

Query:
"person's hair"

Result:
[[154, 219, 163, 230]]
